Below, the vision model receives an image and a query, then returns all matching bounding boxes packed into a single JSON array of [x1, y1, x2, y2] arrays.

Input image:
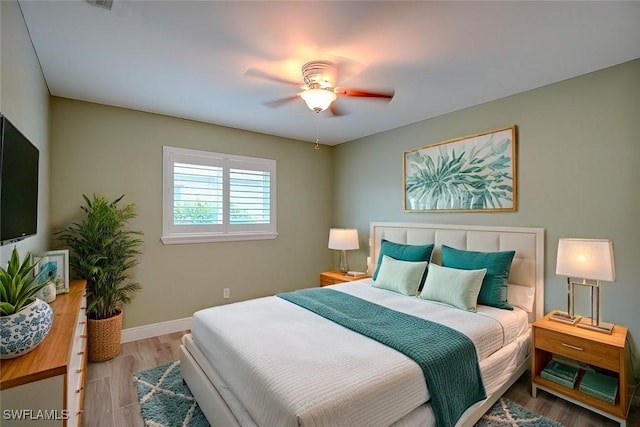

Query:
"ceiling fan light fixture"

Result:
[[300, 89, 337, 113]]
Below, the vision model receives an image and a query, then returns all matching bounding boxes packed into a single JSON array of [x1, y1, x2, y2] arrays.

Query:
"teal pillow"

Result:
[[419, 263, 486, 312], [441, 245, 515, 310], [373, 240, 434, 284], [373, 255, 428, 296]]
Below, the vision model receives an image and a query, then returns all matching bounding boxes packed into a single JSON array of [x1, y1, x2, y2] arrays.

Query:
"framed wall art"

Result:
[[34, 249, 70, 294], [403, 125, 517, 212]]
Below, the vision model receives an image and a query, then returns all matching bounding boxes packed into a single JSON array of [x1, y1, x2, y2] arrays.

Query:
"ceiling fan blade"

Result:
[[263, 94, 300, 108], [245, 68, 300, 86], [329, 103, 348, 117], [335, 87, 395, 100]]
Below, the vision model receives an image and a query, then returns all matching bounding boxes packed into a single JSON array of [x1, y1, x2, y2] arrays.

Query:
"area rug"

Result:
[[134, 360, 209, 427], [476, 397, 563, 427], [135, 362, 562, 427]]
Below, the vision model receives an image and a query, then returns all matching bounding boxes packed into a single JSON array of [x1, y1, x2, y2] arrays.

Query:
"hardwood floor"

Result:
[[83, 331, 186, 427], [83, 331, 639, 427]]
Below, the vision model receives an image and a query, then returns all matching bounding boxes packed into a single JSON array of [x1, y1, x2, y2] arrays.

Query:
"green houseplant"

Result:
[[0, 247, 45, 316], [0, 247, 53, 359], [57, 194, 143, 361]]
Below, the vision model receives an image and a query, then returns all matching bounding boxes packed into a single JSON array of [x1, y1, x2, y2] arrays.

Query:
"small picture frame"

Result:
[[34, 250, 70, 294]]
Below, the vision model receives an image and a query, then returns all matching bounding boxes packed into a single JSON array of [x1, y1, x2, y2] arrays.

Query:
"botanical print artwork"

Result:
[[404, 126, 517, 212]]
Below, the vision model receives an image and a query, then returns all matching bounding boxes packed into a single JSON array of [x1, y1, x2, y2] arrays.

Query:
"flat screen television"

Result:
[[0, 114, 39, 245]]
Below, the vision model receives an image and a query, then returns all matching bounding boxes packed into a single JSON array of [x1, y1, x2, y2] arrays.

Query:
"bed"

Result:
[[180, 222, 545, 427]]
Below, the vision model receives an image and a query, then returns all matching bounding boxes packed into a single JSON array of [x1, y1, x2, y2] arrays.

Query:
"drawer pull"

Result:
[[79, 321, 86, 325], [76, 368, 83, 374], [76, 386, 85, 393], [561, 343, 584, 351], [77, 410, 84, 415], [77, 351, 85, 356], [80, 334, 88, 338], [80, 306, 87, 310]]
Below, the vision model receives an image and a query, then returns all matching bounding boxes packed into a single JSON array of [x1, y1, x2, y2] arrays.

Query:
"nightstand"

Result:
[[532, 313, 633, 426], [319, 270, 371, 287]]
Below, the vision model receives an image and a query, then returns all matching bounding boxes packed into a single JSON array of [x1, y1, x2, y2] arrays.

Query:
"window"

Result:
[[162, 146, 277, 244]]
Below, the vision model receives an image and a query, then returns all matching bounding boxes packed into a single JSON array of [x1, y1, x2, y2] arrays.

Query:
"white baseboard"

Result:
[[121, 317, 192, 343]]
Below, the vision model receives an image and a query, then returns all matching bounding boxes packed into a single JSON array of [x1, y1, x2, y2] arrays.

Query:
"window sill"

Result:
[[161, 231, 278, 245]]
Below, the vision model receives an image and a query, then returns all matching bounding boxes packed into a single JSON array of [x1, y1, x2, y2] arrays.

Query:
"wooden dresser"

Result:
[[1, 280, 88, 427]]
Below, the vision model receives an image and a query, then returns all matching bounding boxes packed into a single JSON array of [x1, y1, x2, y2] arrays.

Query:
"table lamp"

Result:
[[555, 238, 616, 333], [328, 228, 359, 273]]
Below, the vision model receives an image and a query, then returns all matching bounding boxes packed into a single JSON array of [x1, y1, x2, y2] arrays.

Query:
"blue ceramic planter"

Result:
[[1, 298, 53, 359]]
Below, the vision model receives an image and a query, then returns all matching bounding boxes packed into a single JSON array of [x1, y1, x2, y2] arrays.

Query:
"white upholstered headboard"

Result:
[[369, 222, 544, 321]]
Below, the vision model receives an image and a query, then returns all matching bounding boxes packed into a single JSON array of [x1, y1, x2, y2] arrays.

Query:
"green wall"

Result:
[[333, 59, 640, 372], [0, 0, 50, 263], [6, 0, 639, 376], [49, 99, 334, 328]]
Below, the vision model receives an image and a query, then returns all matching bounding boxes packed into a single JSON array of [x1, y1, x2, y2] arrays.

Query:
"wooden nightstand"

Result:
[[532, 313, 633, 426], [319, 270, 371, 287]]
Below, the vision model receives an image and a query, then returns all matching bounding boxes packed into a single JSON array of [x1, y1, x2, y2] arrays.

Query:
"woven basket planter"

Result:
[[88, 309, 122, 362]]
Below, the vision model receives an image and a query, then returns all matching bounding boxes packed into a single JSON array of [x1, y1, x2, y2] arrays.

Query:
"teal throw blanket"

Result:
[[277, 288, 486, 427]]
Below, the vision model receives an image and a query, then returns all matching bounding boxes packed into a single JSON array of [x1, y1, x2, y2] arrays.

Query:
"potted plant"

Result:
[[57, 194, 143, 362], [0, 247, 53, 359]]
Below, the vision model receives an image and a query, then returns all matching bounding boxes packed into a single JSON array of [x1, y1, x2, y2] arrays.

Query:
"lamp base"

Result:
[[577, 318, 614, 334], [549, 310, 581, 325], [338, 250, 349, 274]]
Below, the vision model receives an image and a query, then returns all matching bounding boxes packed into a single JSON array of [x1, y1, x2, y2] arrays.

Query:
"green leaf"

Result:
[[0, 247, 46, 316]]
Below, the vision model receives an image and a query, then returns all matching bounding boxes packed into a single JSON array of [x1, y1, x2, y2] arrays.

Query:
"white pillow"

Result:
[[507, 284, 535, 312], [419, 263, 486, 312], [372, 255, 428, 296]]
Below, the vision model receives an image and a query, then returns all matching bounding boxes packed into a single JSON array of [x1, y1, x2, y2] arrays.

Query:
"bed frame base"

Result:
[[181, 339, 530, 427], [180, 344, 241, 427], [455, 358, 529, 426]]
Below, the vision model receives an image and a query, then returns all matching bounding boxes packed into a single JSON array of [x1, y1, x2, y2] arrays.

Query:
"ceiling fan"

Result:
[[246, 60, 395, 116]]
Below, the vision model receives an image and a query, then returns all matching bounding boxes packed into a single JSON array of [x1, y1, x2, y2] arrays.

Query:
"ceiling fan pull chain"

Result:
[[314, 116, 320, 150]]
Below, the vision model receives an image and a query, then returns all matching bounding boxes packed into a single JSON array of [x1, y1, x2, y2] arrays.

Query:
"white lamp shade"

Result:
[[300, 88, 337, 112], [328, 228, 359, 250], [556, 238, 616, 281]]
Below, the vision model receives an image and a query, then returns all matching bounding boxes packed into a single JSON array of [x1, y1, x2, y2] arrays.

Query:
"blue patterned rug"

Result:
[[134, 362, 562, 427], [476, 397, 563, 426], [134, 360, 209, 427]]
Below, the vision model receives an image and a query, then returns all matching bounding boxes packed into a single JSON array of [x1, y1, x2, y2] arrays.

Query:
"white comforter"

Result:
[[191, 280, 528, 427]]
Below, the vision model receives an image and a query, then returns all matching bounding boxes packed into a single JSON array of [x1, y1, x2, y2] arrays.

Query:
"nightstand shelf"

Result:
[[532, 313, 633, 426], [319, 270, 371, 287]]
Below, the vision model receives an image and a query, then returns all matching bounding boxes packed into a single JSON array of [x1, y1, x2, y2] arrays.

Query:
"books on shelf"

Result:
[[579, 371, 618, 404], [541, 360, 579, 388]]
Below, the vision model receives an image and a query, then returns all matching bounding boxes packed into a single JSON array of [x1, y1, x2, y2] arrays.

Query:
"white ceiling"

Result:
[[19, 1, 640, 146]]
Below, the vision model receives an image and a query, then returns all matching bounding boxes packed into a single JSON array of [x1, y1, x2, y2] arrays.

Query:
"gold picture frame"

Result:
[[403, 125, 517, 212]]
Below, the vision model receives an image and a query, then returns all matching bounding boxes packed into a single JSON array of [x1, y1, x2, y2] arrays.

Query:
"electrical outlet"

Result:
[[223, 288, 230, 299]]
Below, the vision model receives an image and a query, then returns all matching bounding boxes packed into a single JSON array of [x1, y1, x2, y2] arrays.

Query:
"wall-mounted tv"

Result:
[[0, 114, 39, 245]]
